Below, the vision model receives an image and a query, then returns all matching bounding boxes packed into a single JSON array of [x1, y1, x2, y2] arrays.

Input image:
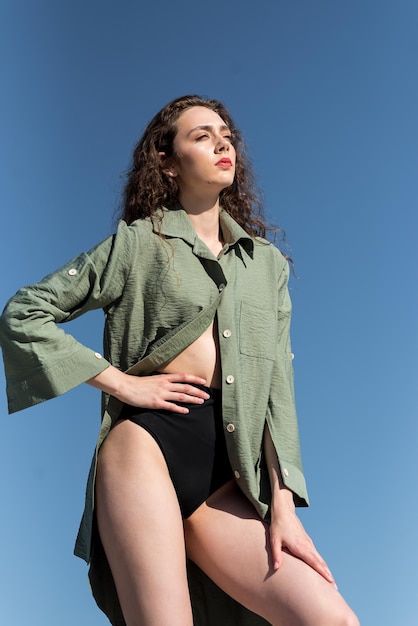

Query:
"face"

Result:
[[166, 106, 236, 198]]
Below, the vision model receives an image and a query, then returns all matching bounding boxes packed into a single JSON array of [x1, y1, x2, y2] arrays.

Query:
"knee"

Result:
[[332, 605, 360, 626], [307, 600, 359, 626], [345, 611, 361, 626]]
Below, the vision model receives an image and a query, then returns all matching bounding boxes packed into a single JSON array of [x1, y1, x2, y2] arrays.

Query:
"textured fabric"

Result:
[[0, 206, 308, 626]]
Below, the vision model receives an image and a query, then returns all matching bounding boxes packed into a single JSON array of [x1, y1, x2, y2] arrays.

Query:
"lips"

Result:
[[216, 158, 233, 167]]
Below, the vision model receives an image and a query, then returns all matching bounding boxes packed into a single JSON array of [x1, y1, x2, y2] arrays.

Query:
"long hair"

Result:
[[119, 95, 268, 238]]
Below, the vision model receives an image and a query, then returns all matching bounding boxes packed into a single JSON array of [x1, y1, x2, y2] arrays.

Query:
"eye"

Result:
[[195, 133, 209, 141]]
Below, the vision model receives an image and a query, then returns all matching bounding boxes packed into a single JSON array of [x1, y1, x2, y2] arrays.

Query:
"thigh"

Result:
[[184, 482, 359, 626], [96, 419, 193, 626]]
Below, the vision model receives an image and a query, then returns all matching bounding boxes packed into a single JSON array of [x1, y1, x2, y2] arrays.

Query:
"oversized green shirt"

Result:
[[0, 207, 308, 626]]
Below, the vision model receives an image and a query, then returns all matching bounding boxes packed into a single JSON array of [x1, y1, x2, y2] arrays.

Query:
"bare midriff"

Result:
[[157, 319, 222, 389]]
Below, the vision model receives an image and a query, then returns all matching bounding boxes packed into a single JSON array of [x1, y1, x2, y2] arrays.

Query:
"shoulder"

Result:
[[114, 217, 154, 244], [253, 236, 288, 271], [93, 218, 175, 280], [87, 218, 154, 261]]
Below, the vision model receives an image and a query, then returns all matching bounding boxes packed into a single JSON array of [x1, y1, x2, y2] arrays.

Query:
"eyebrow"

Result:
[[186, 124, 230, 136]]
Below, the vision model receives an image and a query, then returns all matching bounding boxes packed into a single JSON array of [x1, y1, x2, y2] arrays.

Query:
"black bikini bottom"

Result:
[[118, 385, 233, 519]]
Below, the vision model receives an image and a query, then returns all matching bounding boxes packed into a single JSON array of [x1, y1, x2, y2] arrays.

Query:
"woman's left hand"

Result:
[[269, 500, 337, 588]]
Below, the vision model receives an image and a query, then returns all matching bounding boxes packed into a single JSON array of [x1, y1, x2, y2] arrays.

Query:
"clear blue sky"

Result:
[[1, 1, 417, 624]]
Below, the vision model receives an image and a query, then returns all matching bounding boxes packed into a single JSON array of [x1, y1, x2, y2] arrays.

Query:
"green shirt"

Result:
[[0, 207, 308, 626]]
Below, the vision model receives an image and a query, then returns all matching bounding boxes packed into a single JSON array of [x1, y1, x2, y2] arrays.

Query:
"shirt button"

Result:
[[283, 468, 289, 477], [223, 329, 232, 338], [291, 353, 295, 360], [68, 268, 78, 276], [94, 352, 103, 359], [218, 283, 226, 292], [234, 470, 241, 479], [226, 423, 235, 433], [226, 375, 234, 384]]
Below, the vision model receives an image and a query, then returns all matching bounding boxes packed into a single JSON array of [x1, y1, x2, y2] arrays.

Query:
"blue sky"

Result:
[[1, 1, 417, 624]]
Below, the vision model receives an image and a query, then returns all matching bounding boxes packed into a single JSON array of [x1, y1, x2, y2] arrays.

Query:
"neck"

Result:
[[178, 188, 221, 216], [178, 192, 224, 255]]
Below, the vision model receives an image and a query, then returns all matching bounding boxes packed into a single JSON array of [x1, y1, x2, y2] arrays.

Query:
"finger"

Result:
[[159, 401, 191, 414], [315, 557, 337, 588], [163, 373, 208, 386], [157, 384, 212, 412], [306, 543, 335, 584], [269, 529, 284, 571], [169, 393, 207, 404], [307, 551, 334, 584], [288, 540, 336, 587], [146, 390, 209, 412], [170, 384, 210, 400]]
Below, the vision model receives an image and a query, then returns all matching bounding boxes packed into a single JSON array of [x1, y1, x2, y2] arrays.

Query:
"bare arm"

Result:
[[263, 425, 337, 587], [87, 365, 209, 414]]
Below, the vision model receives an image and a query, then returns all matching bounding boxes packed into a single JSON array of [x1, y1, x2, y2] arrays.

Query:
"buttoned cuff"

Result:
[[6, 348, 111, 413]]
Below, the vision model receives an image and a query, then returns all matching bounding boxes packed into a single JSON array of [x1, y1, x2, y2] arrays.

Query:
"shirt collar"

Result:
[[151, 206, 254, 258]]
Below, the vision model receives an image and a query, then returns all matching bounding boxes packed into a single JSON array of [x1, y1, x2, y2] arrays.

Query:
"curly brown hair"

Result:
[[119, 95, 268, 238]]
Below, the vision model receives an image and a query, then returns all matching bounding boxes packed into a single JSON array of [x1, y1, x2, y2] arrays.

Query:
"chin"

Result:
[[212, 175, 235, 188]]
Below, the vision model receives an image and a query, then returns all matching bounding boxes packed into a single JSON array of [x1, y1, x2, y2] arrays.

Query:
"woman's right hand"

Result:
[[87, 365, 209, 414]]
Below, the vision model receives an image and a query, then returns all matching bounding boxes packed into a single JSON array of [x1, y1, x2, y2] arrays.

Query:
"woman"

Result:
[[0, 95, 359, 626]]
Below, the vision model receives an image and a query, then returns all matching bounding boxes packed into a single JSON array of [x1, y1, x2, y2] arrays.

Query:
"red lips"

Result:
[[216, 158, 233, 167]]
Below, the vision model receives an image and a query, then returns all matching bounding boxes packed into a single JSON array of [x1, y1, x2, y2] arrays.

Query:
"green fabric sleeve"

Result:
[[0, 221, 134, 413], [265, 259, 309, 507]]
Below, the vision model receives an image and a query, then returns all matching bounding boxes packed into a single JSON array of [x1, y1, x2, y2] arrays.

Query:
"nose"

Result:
[[215, 134, 230, 153]]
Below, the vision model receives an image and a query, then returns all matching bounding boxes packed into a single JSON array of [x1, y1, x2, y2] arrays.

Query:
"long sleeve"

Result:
[[0, 221, 134, 413], [265, 260, 309, 507]]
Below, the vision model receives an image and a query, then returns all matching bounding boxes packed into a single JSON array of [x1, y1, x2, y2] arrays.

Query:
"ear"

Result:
[[158, 151, 178, 178]]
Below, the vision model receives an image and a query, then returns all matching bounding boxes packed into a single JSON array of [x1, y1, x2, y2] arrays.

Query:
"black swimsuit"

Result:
[[118, 384, 233, 518]]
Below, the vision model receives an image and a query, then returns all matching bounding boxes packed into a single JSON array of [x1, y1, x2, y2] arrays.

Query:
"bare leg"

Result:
[[184, 481, 360, 626], [95, 419, 193, 626]]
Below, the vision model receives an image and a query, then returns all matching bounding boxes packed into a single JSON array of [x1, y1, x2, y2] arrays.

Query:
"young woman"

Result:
[[0, 95, 359, 626]]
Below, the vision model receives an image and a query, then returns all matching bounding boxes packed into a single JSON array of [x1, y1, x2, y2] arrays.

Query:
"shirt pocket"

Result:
[[239, 302, 276, 360]]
